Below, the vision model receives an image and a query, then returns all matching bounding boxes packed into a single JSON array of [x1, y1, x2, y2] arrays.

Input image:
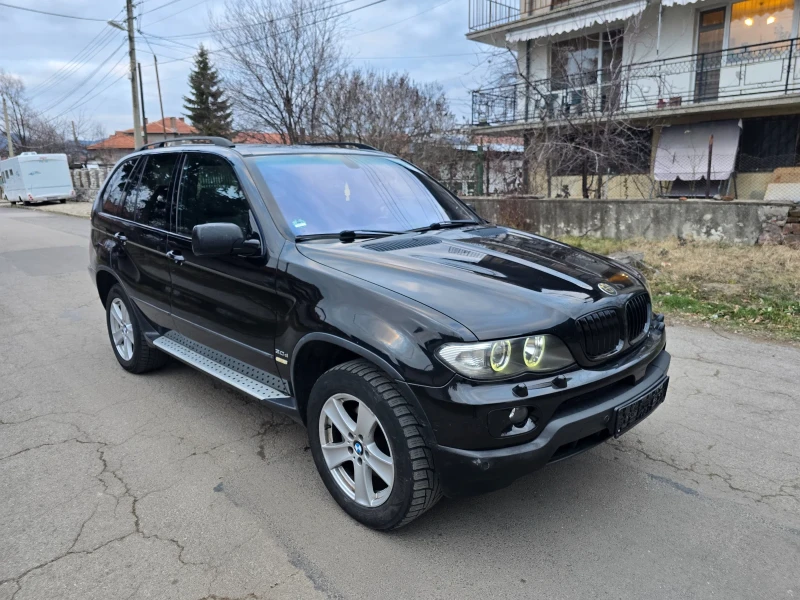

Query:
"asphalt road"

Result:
[[1, 206, 798, 600]]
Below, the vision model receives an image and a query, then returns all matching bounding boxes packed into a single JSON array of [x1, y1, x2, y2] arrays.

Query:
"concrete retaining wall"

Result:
[[468, 197, 796, 244]]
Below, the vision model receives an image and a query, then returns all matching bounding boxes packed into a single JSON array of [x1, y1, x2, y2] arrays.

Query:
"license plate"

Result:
[[612, 377, 669, 438]]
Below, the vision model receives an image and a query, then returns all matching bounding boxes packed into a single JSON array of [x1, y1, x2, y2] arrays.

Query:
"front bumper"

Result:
[[432, 349, 670, 496]]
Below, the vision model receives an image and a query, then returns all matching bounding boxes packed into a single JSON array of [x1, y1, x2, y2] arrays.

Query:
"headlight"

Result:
[[436, 334, 574, 380]]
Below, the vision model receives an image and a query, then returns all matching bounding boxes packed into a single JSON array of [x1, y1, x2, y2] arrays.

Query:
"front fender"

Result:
[[275, 245, 474, 387]]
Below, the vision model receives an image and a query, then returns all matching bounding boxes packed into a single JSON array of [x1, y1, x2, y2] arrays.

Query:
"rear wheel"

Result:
[[59, 199, 66, 204], [105, 284, 168, 374], [308, 359, 441, 530]]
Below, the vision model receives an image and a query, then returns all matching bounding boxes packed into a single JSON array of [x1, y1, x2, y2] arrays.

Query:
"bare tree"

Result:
[[1, 69, 39, 153], [319, 69, 456, 166], [1, 69, 106, 162], [211, 0, 345, 143]]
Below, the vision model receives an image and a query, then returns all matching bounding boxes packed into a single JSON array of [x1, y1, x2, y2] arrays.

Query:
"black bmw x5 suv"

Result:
[[89, 136, 670, 530]]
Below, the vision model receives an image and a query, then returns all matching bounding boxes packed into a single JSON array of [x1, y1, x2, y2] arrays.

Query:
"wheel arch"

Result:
[[290, 333, 411, 425], [96, 268, 121, 307]]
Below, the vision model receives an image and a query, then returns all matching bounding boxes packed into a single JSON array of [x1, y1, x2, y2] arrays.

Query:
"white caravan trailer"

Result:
[[0, 152, 75, 204]]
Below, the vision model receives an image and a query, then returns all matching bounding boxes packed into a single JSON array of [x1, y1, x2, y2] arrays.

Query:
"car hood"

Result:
[[296, 226, 645, 340]]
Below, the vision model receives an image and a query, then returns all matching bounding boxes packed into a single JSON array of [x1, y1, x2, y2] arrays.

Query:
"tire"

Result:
[[308, 359, 441, 530], [59, 199, 66, 204], [105, 284, 168, 374]]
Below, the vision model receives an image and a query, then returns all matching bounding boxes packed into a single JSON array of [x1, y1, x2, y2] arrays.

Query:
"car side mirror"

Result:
[[192, 223, 260, 257]]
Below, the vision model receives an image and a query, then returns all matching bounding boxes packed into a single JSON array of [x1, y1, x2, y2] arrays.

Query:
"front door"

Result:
[[166, 152, 281, 379], [695, 8, 726, 102]]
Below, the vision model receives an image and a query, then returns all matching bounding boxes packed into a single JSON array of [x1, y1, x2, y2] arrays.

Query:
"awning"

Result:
[[661, 0, 704, 6], [506, 0, 646, 43], [654, 120, 742, 182]]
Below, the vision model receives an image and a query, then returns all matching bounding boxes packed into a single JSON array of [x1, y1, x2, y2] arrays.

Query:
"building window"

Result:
[[550, 32, 624, 91], [737, 116, 800, 171], [728, 0, 794, 50]]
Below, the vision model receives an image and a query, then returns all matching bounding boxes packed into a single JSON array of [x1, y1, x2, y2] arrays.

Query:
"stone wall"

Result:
[[758, 206, 800, 248], [467, 196, 797, 245], [70, 168, 111, 202]]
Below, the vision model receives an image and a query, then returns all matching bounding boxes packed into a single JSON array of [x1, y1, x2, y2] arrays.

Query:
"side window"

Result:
[[125, 153, 179, 229], [101, 158, 139, 215], [175, 153, 251, 237]]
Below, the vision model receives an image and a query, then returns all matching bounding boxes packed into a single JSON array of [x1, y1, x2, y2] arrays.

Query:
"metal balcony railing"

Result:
[[468, 0, 520, 32], [472, 37, 800, 125], [469, 0, 606, 32]]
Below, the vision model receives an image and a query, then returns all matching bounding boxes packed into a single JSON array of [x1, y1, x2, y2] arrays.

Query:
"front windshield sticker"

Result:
[[344, 182, 351, 202], [292, 218, 307, 229]]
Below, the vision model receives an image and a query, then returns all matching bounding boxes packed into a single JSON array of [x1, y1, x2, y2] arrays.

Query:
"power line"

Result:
[[191, 0, 388, 60], [144, 0, 207, 27], [0, 1, 111, 22], [355, 51, 492, 60], [49, 72, 129, 124], [152, 0, 363, 40], [351, 0, 454, 37], [51, 53, 129, 121], [30, 28, 122, 99], [139, 31, 198, 51], [140, 0, 192, 16], [40, 40, 127, 113]]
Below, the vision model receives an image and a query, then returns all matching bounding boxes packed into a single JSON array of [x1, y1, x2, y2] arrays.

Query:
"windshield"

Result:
[[249, 153, 474, 236]]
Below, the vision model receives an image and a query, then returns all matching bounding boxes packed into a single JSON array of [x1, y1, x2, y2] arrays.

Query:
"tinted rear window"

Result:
[[126, 153, 179, 229], [100, 158, 139, 216]]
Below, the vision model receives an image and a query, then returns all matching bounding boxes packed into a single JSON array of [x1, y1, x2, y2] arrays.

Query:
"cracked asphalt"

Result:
[[1, 206, 798, 600]]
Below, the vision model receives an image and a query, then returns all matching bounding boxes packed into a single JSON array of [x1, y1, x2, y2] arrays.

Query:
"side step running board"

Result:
[[153, 331, 291, 402]]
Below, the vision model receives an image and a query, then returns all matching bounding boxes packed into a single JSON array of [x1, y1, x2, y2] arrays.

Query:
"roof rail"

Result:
[[302, 142, 379, 151], [137, 136, 234, 151]]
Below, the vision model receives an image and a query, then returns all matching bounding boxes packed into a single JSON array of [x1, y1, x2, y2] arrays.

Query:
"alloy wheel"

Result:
[[318, 393, 394, 508], [109, 297, 134, 361]]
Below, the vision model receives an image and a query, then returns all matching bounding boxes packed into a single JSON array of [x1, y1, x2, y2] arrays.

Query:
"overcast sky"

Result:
[[1, 0, 505, 137]]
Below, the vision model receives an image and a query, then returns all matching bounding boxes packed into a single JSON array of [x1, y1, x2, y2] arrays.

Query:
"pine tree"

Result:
[[183, 45, 233, 137]]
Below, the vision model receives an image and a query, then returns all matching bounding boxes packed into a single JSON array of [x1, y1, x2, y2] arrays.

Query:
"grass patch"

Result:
[[559, 236, 800, 340]]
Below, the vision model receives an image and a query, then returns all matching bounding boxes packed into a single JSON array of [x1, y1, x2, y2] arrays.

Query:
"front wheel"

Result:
[[308, 360, 441, 530]]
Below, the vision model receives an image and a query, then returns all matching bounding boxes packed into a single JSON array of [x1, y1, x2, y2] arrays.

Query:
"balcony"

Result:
[[468, 0, 599, 34], [468, 0, 520, 32], [471, 37, 800, 127]]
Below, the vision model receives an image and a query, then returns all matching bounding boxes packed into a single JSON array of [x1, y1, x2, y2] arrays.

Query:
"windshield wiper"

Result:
[[409, 220, 482, 233], [295, 229, 404, 243]]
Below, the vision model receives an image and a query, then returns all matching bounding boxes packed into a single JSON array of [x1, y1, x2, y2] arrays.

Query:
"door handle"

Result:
[[113, 232, 127, 245], [166, 250, 185, 265]]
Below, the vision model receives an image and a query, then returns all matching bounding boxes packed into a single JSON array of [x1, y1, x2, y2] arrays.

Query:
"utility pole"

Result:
[[71, 120, 81, 165], [137, 62, 148, 145], [124, 0, 142, 149], [2, 97, 14, 158], [153, 55, 168, 139]]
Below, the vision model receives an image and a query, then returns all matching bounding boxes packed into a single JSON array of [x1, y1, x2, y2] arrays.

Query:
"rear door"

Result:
[[116, 152, 181, 329], [166, 151, 281, 378]]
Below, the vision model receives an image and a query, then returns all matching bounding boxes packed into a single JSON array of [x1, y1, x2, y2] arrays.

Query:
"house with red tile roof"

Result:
[[88, 117, 198, 164], [88, 119, 288, 164]]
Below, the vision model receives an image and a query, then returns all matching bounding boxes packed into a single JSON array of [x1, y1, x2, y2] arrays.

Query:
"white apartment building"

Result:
[[468, 0, 800, 199]]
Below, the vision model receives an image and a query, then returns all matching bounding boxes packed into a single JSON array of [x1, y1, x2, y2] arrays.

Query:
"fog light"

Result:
[[488, 406, 536, 438], [508, 406, 529, 426]]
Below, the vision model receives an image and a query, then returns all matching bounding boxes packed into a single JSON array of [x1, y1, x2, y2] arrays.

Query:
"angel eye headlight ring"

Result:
[[489, 340, 512, 372]]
